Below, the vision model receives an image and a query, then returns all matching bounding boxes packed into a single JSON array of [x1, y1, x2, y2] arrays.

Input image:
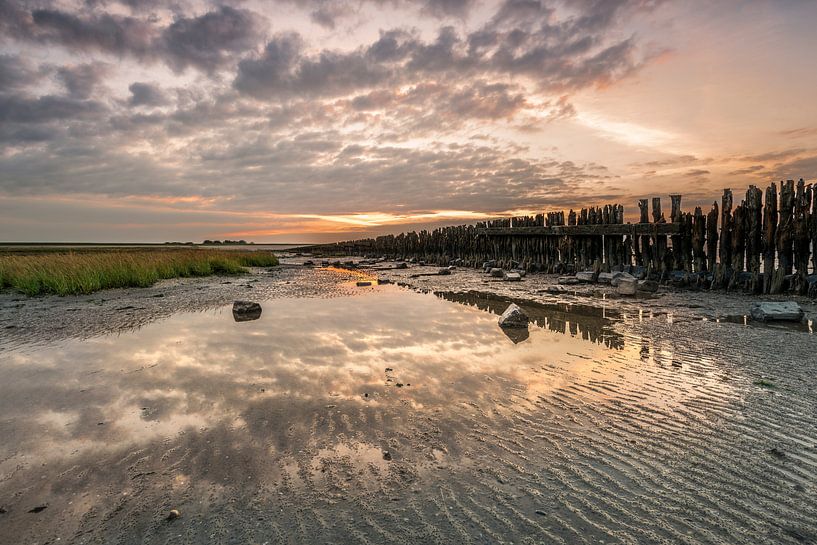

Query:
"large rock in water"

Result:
[[498, 303, 529, 328], [750, 302, 804, 322], [232, 301, 262, 322]]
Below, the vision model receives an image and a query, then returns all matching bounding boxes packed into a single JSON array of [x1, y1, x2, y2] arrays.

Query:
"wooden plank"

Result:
[[475, 223, 681, 236]]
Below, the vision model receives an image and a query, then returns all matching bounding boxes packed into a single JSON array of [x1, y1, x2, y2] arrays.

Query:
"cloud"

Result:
[[1, 2, 265, 73], [128, 81, 169, 107], [0, 94, 105, 123], [0, 53, 45, 92], [235, 1, 661, 100], [160, 6, 266, 72], [56, 62, 110, 99]]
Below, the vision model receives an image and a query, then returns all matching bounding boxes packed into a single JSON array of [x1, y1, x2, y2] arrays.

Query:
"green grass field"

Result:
[[0, 248, 279, 296]]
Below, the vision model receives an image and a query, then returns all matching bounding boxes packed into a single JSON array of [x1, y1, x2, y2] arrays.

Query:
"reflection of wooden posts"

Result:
[[636, 199, 649, 267], [706, 202, 719, 274], [762, 183, 778, 294]]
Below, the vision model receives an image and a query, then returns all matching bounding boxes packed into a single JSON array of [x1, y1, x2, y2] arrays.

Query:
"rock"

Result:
[[576, 271, 595, 283], [438, 268, 451, 275], [490, 268, 504, 278], [321, 260, 330, 267], [498, 303, 529, 328], [750, 302, 804, 322], [501, 326, 529, 344], [356, 281, 373, 287], [377, 278, 391, 285], [545, 286, 566, 294], [558, 276, 580, 285], [303, 260, 314, 266], [232, 301, 262, 322], [395, 262, 408, 269], [382, 451, 393, 461], [483, 260, 497, 272], [503, 272, 522, 282], [637, 280, 659, 293], [409, 257, 418, 263], [610, 272, 635, 287], [617, 277, 637, 295], [597, 272, 613, 284], [167, 509, 181, 520], [511, 268, 526, 278], [447, 265, 456, 271]]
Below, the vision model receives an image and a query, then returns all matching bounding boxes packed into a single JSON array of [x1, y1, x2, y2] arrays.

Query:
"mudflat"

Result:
[[0, 263, 815, 544]]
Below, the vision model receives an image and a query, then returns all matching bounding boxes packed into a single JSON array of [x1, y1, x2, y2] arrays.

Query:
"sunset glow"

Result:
[[1, 0, 815, 242]]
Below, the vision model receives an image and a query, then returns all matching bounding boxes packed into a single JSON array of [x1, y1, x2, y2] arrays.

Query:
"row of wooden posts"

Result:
[[303, 179, 817, 295]]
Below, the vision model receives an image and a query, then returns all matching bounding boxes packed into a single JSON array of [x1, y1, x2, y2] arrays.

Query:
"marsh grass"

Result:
[[0, 249, 278, 296]]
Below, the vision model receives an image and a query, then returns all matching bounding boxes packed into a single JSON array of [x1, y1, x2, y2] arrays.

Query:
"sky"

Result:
[[1, 0, 816, 243]]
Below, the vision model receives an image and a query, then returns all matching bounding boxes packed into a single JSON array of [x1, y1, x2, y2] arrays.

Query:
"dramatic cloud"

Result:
[[1, 2, 265, 72], [1, 0, 815, 242]]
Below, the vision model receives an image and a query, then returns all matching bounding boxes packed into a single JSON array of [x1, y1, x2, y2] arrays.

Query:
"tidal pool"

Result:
[[0, 285, 814, 544]]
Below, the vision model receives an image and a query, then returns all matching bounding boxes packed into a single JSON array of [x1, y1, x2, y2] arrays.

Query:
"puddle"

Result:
[[0, 285, 811, 544]]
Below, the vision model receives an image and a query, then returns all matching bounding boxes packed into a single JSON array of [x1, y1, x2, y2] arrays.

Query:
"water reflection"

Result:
[[0, 287, 736, 543], [436, 290, 625, 349]]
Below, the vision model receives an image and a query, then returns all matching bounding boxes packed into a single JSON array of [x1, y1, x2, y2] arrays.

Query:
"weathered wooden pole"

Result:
[[762, 182, 778, 293], [717, 189, 733, 287], [670, 194, 682, 223], [745, 185, 763, 291], [778, 180, 795, 276], [706, 202, 719, 274]]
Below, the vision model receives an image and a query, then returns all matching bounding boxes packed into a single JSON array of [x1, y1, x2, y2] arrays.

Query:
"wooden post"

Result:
[[719, 189, 733, 286], [670, 194, 682, 223], [778, 180, 794, 276], [762, 182, 778, 294], [706, 201, 719, 275]]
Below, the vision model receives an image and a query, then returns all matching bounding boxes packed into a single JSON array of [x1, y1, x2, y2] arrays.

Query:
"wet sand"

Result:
[[0, 263, 815, 544]]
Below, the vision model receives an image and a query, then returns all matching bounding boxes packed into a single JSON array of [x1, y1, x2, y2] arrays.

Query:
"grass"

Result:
[[0, 249, 278, 296]]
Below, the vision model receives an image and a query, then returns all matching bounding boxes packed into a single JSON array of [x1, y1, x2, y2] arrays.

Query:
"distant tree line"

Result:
[[202, 240, 252, 245]]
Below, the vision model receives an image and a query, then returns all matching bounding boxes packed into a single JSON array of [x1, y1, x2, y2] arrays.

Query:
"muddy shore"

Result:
[[1, 261, 815, 544]]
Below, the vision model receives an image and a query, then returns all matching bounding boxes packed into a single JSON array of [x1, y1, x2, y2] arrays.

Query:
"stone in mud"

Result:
[[558, 276, 580, 285], [611, 272, 635, 287], [637, 280, 659, 293], [498, 303, 529, 328], [510, 269, 526, 278], [377, 278, 391, 285], [503, 272, 522, 282], [617, 277, 637, 295], [576, 271, 595, 283], [750, 302, 804, 322], [438, 268, 451, 276], [232, 301, 262, 322], [395, 262, 408, 269], [490, 268, 504, 278], [356, 281, 373, 287], [597, 272, 614, 284]]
